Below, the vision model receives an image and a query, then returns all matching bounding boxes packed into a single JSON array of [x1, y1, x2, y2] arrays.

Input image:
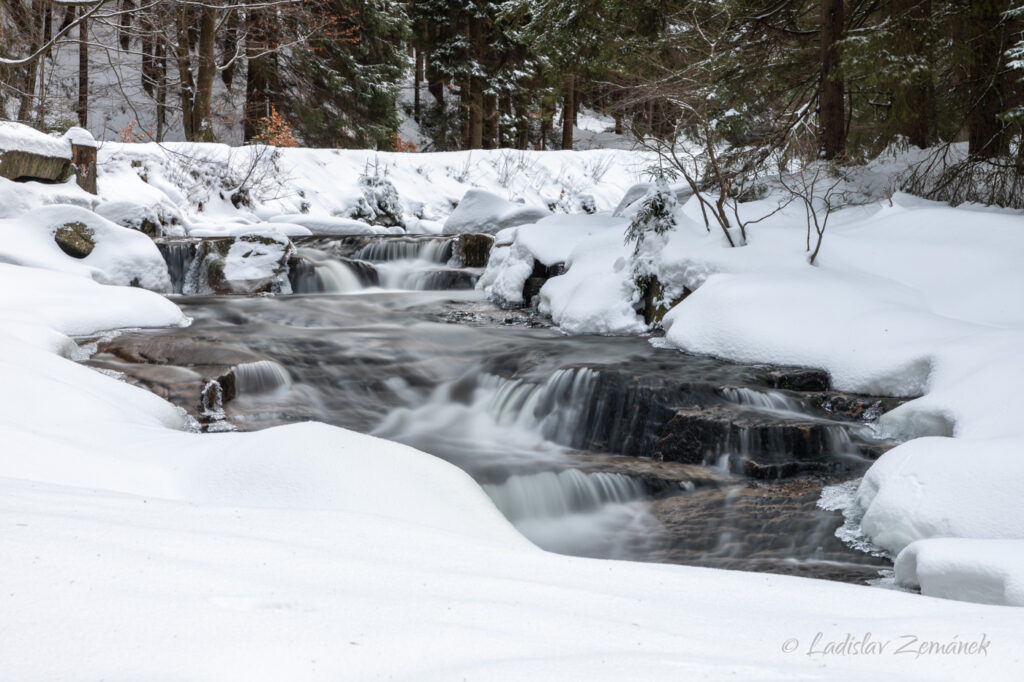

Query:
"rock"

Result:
[[443, 189, 550, 235], [54, 221, 96, 258], [163, 233, 294, 295], [0, 150, 72, 184], [96, 200, 184, 238], [763, 367, 831, 392], [653, 406, 851, 474], [450, 233, 494, 268], [807, 392, 904, 422], [521, 259, 566, 305]]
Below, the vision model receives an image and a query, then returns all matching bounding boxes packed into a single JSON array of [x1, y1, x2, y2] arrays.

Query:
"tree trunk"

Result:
[[483, 93, 497, 149], [155, 40, 167, 142], [414, 46, 424, 122], [192, 7, 218, 141], [891, 0, 935, 147], [819, 0, 845, 159], [175, 8, 198, 140], [244, 10, 278, 142], [963, 0, 1011, 158], [17, 4, 43, 124], [561, 75, 574, 150], [77, 12, 89, 127]]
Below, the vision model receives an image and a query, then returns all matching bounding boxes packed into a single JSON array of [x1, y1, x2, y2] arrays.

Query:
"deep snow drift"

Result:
[[1, 130, 1022, 678]]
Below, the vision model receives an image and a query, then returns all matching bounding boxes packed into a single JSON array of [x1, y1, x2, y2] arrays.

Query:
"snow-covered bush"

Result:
[[347, 170, 404, 228], [624, 176, 678, 257]]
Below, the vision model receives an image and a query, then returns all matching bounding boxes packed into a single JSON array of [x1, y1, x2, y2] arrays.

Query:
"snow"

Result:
[[0, 121, 72, 159], [443, 188, 551, 235], [0, 120, 1022, 676], [895, 538, 1024, 606], [0, 204, 172, 292], [222, 230, 292, 288], [62, 125, 96, 148]]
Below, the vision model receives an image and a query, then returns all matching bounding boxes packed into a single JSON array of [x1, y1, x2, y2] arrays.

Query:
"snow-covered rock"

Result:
[[0, 205, 171, 292], [0, 121, 71, 159], [443, 189, 550, 235], [857, 437, 1024, 554], [896, 538, 1024, 606]]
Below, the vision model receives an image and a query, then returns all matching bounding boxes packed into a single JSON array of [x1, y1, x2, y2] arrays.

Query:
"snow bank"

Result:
[[95, 144, 650, 238], [0, 205, 172, 292], [478, 212, 646, 334], [652, 194, 1024, 604], [857, 437, 1024, 553], [443, 189, 551, 235], [895, 538, 1024, 606]]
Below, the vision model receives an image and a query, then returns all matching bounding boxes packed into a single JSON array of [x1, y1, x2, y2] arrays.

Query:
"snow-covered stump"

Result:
[[71, 142, 98, 195]]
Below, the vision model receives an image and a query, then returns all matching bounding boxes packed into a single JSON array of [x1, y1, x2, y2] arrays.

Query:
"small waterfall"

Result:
[[157, 242, 197, 294], [482, 469, 646, 521], [482, 368, 602, 449], [314, 260, 362, 293], [482, 468, 662, 559], [292, 248, 368, 294], [374, 263, 477, 290], [351, 238, 453, 263], [232, 360, 292, 394], [721, 386, 803, 414]]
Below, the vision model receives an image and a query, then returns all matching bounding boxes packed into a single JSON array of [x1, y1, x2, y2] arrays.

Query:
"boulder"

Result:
[[450, 233, 494, 268], [443, 189, 549, 235], [54, 221, 95, 259]]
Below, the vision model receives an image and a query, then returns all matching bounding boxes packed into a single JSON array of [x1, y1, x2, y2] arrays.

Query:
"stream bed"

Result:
[[83, 234, 902, 584]]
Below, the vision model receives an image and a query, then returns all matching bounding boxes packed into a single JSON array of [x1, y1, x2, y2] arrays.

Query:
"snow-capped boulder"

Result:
[[613, 182, 694, 219], [0, 205, 171, 292], [183, 230, 294, 296], [895, 538, 1024, 606], [95, 199, 187, 238], [443, 189, 550, 235]]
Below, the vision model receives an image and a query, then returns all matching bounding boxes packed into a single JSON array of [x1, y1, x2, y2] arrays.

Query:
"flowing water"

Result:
[[87, 235, 900, 581]]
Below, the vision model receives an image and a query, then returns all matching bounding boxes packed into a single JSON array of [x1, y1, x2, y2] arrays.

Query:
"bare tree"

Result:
[[777, 163, 847, 265]]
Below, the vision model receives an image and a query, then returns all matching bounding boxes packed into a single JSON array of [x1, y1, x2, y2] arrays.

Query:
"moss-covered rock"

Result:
[[54, 221, 96, 259]]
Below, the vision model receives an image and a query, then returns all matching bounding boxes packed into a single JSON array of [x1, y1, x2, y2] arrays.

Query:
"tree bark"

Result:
[[77, 12, 89, 127], [561, 75, 574, 150], [819, 0, 845, 159], [192, 6, 217, 141], [414, 48, 423, 122]]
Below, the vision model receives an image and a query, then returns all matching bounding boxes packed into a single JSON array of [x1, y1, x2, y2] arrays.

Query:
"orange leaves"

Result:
[[253, 106, 299, 147]]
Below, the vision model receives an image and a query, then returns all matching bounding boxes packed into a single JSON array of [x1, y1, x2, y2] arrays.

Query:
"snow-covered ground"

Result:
[[1, 127, 1023, 678]]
